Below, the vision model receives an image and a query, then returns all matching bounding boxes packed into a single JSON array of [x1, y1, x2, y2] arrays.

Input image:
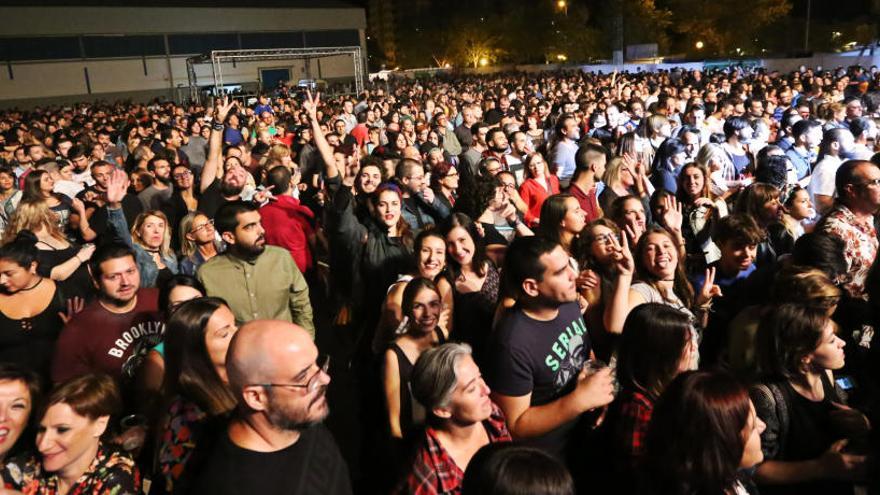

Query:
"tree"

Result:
[[667, 0, 791, 55], [448, 18, 503, 68]]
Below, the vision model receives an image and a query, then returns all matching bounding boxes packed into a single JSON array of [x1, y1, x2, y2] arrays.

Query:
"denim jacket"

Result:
[[107, 207, 179, 288]]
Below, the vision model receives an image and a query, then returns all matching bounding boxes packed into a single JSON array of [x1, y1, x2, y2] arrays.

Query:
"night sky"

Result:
[[2, 0, 872, 21]]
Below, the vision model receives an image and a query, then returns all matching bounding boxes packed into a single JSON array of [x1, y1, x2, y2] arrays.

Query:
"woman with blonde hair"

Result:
[[598, 155, 650, 215], [266, 143, 294, 169], [103, 169, 178, 287], [177, 211, 219, 276], [3, 200, 95, 298], [695, 142, 737, 199]]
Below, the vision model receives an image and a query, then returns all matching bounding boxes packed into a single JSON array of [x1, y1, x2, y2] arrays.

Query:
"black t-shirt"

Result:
[[179, 423, 352, 495], [198, 180, 230, 220], [77, 187, 143, 243], [487, 301, 591, 458]]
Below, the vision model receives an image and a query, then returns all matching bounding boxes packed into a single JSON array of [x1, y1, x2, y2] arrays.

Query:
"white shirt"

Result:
[[807, 155, 841, 205], [853, 143, 874, 160], [54, 180, 83, 199]]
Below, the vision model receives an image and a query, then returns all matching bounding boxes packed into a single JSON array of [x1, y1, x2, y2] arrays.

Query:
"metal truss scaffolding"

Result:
[[186, 46, 365, 103]]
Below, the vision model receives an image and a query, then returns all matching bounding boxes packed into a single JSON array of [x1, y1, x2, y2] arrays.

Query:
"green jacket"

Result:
[[197, 245, 315, 338]]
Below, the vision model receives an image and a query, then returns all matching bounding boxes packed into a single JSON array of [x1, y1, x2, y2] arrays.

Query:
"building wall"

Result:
[[0, 6, 365, 35], [0, 6, 366, 107]]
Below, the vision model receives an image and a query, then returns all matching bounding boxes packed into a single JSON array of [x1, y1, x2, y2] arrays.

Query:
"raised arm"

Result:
[[603, 232, 642, 334], [303, 90, 339, 180], [105, 169, 135, 249], [201, 97, 237, 193]]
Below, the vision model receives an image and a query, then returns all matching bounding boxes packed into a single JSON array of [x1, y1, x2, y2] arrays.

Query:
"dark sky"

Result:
[[0, 0, 361, 7], [4, 0, 871, 20]]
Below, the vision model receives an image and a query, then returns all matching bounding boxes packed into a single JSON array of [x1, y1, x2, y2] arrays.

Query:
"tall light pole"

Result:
[[804, 0, 811, 52]]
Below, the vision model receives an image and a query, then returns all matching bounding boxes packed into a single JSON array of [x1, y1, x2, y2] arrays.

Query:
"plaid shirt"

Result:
[[615, 388, 655, 459], [401, 402, 511, 495]]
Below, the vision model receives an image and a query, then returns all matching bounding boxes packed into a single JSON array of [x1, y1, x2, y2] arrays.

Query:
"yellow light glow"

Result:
[[557, 0, 567, 8], [556, 54, 568, 61], [479, 57, 489, 67], [695, 41, 704, 49]]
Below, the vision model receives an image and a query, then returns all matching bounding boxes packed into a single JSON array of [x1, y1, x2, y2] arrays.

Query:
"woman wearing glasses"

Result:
[[178, 212, 220, 276], [164, 164, 199, 251], [155, 297, 238, 494], [430, 161, 459, 212]]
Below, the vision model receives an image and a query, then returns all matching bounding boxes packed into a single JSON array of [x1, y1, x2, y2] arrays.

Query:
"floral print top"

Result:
[[157, 395, 207, 493], [5, 443, 139, 495], [820, 204, 878, 300]]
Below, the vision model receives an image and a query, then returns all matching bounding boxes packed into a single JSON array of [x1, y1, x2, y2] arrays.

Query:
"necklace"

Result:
[[18, 277, 43, 292]]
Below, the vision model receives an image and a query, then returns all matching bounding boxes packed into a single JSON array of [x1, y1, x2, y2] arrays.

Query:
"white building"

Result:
[[0, 1, 366, 108]]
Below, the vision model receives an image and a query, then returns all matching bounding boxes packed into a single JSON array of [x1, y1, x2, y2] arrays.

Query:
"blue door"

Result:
[[260, 68, 291, 91]]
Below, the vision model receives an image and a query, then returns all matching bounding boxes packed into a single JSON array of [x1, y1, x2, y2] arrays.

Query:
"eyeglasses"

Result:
[[445, 170, 459, 178], [190, 219, 214, 234], [855, 178, 880, 188], [173, 170, 193, 180], [254, 355, 330, 394], [591, 233, 615, 245]]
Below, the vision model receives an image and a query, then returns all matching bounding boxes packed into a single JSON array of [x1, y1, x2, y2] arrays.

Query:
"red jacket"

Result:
[[259, 195, 315, 273], [519, 175, 560, 227]]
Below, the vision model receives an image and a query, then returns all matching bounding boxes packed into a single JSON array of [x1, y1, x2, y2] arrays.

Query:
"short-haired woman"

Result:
[[401, 343, 511, 494], [15, 374, 140, 494]]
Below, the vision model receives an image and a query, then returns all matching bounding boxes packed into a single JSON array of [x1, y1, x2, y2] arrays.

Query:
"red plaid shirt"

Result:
[[400, 402, 511, 495], [615, 388, 655, 459]]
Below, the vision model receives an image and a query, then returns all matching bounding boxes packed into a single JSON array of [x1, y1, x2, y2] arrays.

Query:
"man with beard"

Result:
[[138, 155, 173, 210], [178, 320, 351, 495], [200, 97, 252, 219], [51, 243, 163, 383], [197, 201, 314, 337], [482, 128, 510, 171]]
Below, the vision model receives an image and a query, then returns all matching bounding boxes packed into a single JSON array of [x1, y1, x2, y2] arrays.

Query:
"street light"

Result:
[[695, 41, 704, 50], [557, 0, 568, 15]]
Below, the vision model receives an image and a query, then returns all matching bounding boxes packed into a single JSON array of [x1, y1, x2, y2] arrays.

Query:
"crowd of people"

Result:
[[0, 64, 879, 494]]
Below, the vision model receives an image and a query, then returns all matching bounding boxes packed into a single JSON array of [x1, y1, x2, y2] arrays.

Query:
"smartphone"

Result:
[[835, 376, 855, 391]]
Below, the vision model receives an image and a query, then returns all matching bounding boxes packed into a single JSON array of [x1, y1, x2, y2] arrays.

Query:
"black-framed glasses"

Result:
[[190, 219, 214, 234], [254, 355, 330, 394], [173, 170, 193, 180]]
